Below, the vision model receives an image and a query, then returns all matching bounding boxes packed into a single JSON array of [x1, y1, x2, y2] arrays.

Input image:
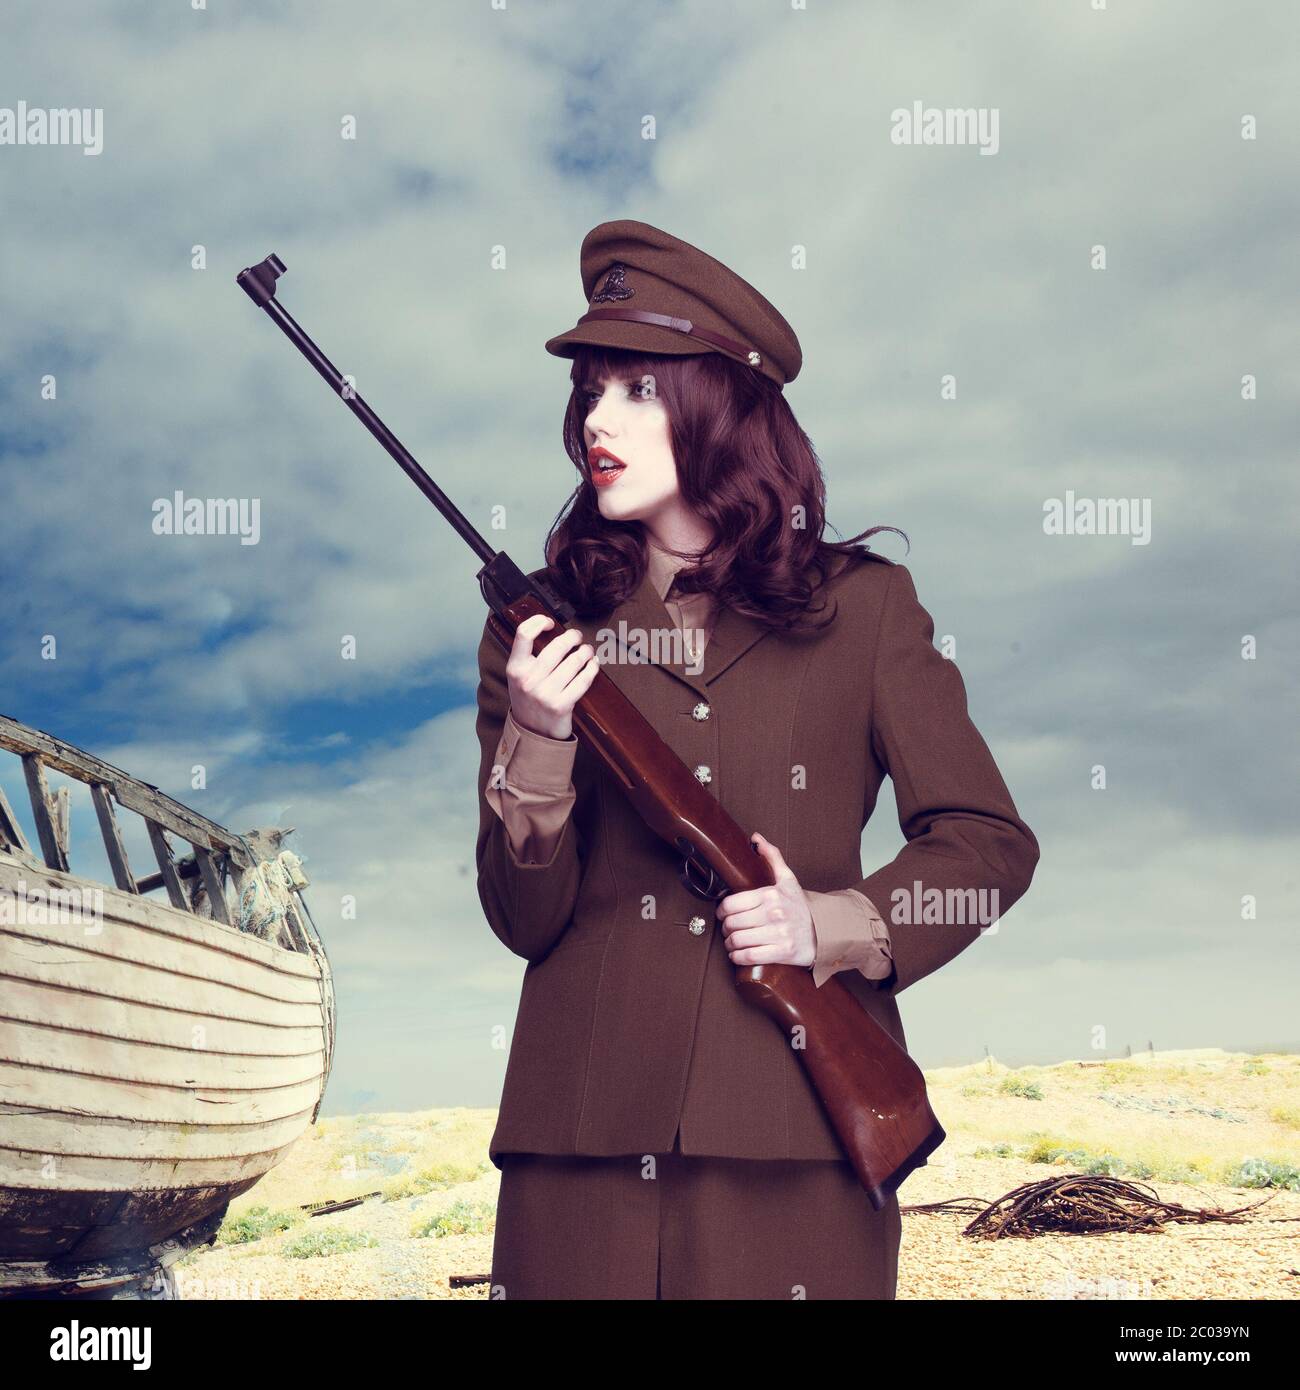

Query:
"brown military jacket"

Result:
[[483, 537, 895, 984], [474, 549, 1039, 1164]]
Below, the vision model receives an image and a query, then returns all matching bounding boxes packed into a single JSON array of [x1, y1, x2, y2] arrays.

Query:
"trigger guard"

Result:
[[679, 855, 725, 901]]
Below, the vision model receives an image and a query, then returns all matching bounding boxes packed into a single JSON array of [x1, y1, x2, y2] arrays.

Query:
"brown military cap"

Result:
[[544, 219, 802, 388]]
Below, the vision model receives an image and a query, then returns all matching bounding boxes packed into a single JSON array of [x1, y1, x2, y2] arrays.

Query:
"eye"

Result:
[[581, 379, 654, 407]]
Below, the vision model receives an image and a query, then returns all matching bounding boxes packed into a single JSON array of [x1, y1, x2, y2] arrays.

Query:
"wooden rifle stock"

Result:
[[487, 595, 946, 1209], [234, 250, 944, 1210]]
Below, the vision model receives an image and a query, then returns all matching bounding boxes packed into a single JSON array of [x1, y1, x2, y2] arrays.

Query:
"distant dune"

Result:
[[180, 1049, 1300, 1300]]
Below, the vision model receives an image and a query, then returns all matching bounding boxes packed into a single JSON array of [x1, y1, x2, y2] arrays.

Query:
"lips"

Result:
[[589, 446, 627, 487]]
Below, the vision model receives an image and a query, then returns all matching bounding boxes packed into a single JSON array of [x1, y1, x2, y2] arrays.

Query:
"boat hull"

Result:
[[0, 857, 334, 1292]]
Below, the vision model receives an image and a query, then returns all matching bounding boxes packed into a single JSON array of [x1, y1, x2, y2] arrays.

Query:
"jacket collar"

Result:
[[578, 545, 773, 697]]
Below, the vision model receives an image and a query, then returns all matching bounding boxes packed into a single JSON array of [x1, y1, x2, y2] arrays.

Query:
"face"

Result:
[[580, 370, 684, 529]]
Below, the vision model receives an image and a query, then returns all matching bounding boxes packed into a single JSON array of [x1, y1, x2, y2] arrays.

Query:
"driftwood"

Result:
[[901, 1173, 1277, 1239], [299, 1191, 383, 1218]]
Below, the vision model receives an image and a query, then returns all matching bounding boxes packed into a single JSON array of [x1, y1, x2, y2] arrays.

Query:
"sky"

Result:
[[1, 0, 1296, 1118]]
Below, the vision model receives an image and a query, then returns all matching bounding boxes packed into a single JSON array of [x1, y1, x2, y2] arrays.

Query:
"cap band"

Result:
[[576, 307, 761, 368]]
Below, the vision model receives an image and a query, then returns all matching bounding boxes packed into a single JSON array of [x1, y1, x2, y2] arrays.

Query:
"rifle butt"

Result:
[[736, 965, 946, 1209]]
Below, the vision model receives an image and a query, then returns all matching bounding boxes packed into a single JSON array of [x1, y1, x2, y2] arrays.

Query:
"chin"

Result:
[[597, 494, 646, 523], [598, 486, 674, 527]]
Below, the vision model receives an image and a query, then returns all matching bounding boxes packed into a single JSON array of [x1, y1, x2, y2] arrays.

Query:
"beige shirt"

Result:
[[483, 539, 893, 989]]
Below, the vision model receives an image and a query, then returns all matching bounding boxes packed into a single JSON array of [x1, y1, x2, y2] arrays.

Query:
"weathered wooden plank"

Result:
[[0, 1019, 325, 1090], [114, 781, 214, 851], [0, 935, 327, 1024], [0, 714, 251, 864], [0, 783, 32, 853], [283, 896, 312, 953], [0, 859, 323, 979], [52, 786, 70, 858], [0, 1063, 327, 1127], [21, 754, 70, 873], [0, 977, 325, 1054], [0, 1100, 320, 1162], [193, 846, 232, 926], [0, 1142, 304, 1198], [134, 858, 198, 894], [145, 820, 189, 911], [0, 714, 105, 776], [89, 781, 137, 893]]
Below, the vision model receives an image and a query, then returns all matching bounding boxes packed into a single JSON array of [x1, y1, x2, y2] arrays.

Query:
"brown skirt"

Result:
[[490, 1138, 901, 1300]]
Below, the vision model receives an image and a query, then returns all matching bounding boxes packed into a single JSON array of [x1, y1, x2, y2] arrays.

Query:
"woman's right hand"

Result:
[[506, 614, 600, 741]]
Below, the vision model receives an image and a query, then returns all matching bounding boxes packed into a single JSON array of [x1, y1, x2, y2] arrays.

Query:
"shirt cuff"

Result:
[[483, 709, 579, 865], [500, 708, 579, 790], [807, 888, 894, 989]]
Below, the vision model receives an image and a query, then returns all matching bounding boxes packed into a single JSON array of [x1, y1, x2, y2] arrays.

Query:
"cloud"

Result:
[[2, 0, 1295, 1105]]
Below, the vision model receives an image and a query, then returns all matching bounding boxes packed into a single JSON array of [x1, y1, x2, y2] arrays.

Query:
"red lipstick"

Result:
[[589, 446, 627, 488]]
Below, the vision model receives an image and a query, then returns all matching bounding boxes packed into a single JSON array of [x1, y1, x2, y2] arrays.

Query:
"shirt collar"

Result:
[[643, 539, 705, 603]]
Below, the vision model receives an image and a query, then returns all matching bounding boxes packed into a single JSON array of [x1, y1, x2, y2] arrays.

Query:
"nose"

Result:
[[586, 403, 610, 440], [584, 384, 621, 440]]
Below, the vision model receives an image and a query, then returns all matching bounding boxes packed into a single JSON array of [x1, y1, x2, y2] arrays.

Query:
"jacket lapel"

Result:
[[697, 604, 771, 684]]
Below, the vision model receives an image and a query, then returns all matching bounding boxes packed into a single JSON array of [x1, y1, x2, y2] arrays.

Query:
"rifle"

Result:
[[236, 253, 946, 1208]]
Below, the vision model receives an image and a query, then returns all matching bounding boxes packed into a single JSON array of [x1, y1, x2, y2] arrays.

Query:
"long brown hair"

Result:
[[543, 346, 904, 633]]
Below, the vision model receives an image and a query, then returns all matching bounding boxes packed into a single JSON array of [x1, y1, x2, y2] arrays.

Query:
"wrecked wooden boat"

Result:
[[0, 714, 335, 1298]]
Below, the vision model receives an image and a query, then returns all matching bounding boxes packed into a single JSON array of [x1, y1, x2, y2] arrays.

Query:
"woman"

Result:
[[474, 220, 1039, 1299]]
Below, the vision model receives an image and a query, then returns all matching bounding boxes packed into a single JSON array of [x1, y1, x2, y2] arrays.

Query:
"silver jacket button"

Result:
[[693, 764, 712, 785], [691, 701, 711, 721], [688, 916, 707, 935]]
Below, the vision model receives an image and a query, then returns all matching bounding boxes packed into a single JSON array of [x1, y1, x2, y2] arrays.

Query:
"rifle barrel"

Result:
[[239, 257, 496, 566]]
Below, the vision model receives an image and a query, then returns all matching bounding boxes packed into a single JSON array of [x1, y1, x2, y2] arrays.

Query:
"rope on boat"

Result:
[[236, 850, 309, 942], [187, 847, 308, 944]]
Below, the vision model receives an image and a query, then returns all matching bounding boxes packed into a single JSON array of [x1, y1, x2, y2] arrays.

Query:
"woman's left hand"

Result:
[[715, 832, 816, 968]]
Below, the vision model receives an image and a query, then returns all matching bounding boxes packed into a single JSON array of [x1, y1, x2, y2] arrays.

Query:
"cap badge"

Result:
[[593, 263, 634, 302]]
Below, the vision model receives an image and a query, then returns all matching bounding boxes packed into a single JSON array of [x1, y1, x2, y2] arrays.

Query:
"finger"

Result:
[[716, 888, 767, 920], [511, 614, 553, 659], [718, 908, 772, 935], [724, 924, 788, 951], [527, 627, 587, 681], [571, 649, 601, 692], [725, 941, 788, 967], [750, 831, 796, 883], [536, 642, 596, 697]]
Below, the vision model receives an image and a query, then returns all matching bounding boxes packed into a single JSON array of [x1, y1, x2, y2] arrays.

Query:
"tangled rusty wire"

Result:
[[901, 1173, 1276, 1239]]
